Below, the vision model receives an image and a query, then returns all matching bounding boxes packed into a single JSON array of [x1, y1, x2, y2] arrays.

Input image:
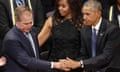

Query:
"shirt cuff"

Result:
[[80, 60, 84, 68], [51, 62, 54, 69]]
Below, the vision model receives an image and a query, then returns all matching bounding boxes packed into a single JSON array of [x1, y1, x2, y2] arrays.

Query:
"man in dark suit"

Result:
[[2, 6, 70, 72], [0, 0, 45, 59], [0, 1, 45, 71], [59, 0, 120, 72]]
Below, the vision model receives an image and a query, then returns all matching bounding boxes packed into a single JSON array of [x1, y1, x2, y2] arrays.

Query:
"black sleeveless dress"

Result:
[[48, 19, 81, 72]]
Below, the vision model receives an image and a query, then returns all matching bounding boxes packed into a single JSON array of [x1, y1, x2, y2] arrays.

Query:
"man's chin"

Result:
[[83, 23, 92, 26], [24, 30, 30, 33]]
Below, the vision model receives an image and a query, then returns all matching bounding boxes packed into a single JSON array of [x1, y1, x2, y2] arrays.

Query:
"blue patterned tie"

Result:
[[92, 28, 96, 57], [16, 0, 25, 6]]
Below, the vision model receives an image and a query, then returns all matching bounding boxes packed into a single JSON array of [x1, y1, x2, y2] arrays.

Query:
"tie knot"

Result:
[[93, 28, 96, 31], [25, 32, 29, 34], [92, 28, 96, 34], [24, 32, 29, 35], [24, 32, 30, 38]]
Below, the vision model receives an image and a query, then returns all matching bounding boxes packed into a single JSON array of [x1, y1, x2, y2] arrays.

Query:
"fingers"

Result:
[[59, 58, 80, 69], [0, 56, 6, 67], [53, 58, 80, 71], [53, 61, 71, 71]]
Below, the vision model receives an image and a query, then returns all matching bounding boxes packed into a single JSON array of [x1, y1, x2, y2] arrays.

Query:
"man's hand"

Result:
[[0, 56, 6, 67], [52, 61, 71, 71], [59, 57, 81, 69]]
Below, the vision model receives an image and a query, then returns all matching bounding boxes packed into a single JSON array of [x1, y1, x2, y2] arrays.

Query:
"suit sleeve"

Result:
[[3, 39, 51, 70], [80, 28, 89, 60]]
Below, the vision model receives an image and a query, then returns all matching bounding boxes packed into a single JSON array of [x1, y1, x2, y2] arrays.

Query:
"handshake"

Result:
[[52, 57, 81, 71]]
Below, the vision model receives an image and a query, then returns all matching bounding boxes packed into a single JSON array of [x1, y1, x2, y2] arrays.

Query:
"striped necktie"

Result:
[[25, 32, 37, 57], [16, 0, 25, 6], [92, 28, 96, 57]]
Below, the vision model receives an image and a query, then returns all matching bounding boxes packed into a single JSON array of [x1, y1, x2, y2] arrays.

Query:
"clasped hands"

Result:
[[53, 57, 81, 71]]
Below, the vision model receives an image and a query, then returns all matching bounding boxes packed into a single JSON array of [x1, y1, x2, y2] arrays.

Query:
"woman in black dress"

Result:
[[38, 0, 82, 71]]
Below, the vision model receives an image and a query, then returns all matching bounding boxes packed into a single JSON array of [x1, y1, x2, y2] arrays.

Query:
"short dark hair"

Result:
[[83, 0, 102, 11], [15, 5, 32, 21]]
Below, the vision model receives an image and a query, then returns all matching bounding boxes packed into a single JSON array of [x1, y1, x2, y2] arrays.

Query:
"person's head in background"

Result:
[[117, 0, 120, 6], [53, 0, 82, 26], [15, 6, 33, 33], [82, 0, 102, 26]]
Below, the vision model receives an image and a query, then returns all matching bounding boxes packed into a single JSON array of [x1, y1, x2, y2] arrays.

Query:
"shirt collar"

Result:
[[92, 17, 102, 31]]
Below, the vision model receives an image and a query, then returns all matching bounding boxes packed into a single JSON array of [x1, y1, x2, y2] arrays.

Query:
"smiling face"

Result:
[[58, 0, 72, 19], [16, 11, 33, 32]]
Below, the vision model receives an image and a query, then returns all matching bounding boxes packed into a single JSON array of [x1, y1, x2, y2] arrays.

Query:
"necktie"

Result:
[[25, 32, 37, 57], [91, 28, 96, 57]]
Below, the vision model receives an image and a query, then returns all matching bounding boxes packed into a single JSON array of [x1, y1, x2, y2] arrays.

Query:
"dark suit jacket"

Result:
[[105, 44, 120, 72], [80, 19, 120, 72], [3, 26, 51, 72]]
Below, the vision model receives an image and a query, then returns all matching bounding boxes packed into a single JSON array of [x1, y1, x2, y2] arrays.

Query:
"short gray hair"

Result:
[[83, 0, 102, 11], [15, 5, 32, 21]]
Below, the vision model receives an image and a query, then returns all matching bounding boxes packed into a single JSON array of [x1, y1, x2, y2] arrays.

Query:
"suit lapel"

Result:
[[30, 31, 39, 58], [96, 19, 106, 52], [86, 26, 93, 56], [14, 27, 36, 57]]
